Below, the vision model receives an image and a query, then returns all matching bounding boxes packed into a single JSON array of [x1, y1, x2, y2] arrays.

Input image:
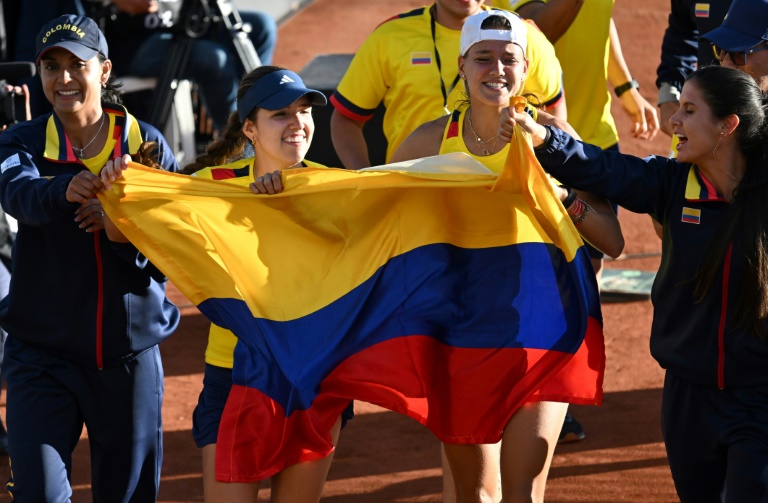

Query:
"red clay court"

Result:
[[1, 0, 680, 500]]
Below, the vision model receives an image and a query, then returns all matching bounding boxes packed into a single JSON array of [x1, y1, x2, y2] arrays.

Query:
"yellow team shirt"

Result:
[[493, 0, 619, 149], [332, 4, 563, 162], [46, 105, 146, 174], [439, 104, 538, 173], [194, 157, 324, 368]]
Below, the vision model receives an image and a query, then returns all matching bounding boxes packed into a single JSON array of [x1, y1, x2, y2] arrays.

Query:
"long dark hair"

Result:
[[182, 65, 284, 174], [691, 65, 768, 337]]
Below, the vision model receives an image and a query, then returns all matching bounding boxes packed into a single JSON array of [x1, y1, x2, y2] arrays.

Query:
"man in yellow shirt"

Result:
[[329, 0, 566, 168], [496, 0, 658, 150]]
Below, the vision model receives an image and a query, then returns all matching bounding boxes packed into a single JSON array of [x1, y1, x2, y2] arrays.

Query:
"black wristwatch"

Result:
[[614, 78, 639, 97]]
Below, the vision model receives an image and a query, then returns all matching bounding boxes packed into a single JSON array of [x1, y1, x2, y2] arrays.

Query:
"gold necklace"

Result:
[[72, 114, 106, 159], [480, 138, 501, 156], [466, 108, 499, 155]]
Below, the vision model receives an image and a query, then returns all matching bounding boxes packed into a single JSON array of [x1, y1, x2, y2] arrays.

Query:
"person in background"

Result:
[[0, 206, 11, 456], [703, 0, 768, 90], [0, 81, 29, 458], [98, 0, 277, 132], [0, 15, 179, 500], [330, 0, 566, 169], [656, 0, 731, 138]]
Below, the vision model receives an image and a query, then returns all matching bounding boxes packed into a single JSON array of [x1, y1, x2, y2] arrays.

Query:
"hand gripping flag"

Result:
[[99, 127, 604, 482]]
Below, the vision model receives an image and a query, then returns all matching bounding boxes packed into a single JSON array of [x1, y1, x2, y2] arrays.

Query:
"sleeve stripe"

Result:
[[542, 88, 564, 109], [330, 93, 376, 123]]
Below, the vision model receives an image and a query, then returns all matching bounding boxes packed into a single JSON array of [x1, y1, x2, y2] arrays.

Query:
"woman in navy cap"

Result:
[[188, 65, 353, 502], [0, 14, 180, 501], [103, 64, 351, 502]]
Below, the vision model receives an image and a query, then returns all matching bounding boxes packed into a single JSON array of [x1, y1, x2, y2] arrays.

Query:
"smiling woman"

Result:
[[0, 13, 180, 502], [389, 9, 623, 503], [131, 65, 354, 503], [508, 64, 768, 503]]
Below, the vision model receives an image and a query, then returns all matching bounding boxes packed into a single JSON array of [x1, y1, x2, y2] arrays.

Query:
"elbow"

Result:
[[330, 110, 361, 145], [582, 232, 625, 259], [603, 235, 625, 259], [604, 245, 624, 259], [330, 109, 364, 134]]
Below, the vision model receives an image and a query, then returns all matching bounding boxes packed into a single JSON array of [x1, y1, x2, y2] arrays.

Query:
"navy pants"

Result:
[[4, 337, 164, 503], [661, 371, 768, 502]]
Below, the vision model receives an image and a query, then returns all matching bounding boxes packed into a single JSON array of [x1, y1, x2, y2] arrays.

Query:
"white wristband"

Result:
[[657, 82, 681, 106]]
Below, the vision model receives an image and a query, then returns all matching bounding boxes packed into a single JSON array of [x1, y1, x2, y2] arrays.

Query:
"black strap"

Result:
[[430, 4, 461, 111]]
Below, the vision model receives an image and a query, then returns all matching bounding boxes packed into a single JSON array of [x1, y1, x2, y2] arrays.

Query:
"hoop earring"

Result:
[[711, 131, 725, 155]]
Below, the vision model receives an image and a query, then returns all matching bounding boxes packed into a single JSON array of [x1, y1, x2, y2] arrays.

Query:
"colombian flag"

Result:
[[411, 52, 432, 65], [99, 128, 604, 482]]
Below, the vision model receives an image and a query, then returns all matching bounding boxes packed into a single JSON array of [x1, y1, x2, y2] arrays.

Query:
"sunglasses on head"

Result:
[[712, 41, 768, 66]]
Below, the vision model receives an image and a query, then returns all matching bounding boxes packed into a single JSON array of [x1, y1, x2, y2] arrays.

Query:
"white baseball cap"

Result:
[[460, 10, 528, 57]]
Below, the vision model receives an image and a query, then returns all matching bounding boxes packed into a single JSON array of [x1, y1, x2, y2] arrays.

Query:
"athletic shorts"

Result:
[[192, 363, 355, 448]]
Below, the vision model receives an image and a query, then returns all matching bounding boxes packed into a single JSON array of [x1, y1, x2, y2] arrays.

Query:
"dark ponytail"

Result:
[[690, 65, 768, 337], [99, 54, 123, 105], [182, 65, 285, 174]]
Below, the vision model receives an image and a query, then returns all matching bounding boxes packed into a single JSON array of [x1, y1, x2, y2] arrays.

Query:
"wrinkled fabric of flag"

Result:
[[99, 128, 604, 482]]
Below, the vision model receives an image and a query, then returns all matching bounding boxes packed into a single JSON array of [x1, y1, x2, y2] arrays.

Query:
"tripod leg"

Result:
[[148, 37, 194, 131], [212, 0, 262, 73]]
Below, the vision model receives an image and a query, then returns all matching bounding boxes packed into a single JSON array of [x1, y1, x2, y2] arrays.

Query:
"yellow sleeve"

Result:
[[521, 20, 563, 108], [204, 323, 237, 368], [193, 166, 214, 179], [333, 24, 393, 120]]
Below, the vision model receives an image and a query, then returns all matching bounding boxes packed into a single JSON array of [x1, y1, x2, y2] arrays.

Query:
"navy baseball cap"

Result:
[[35, 14, 108, 64], [703, 0, 768, 52], [237, 70, 326, 122]]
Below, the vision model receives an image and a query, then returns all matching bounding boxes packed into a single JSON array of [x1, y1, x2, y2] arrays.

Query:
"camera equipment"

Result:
[[0, 62, 35, 127], [147, 0, 261, 132]]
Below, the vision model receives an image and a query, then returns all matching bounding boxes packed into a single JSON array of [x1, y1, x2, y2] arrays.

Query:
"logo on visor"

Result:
[[280, 75, 295, 85]]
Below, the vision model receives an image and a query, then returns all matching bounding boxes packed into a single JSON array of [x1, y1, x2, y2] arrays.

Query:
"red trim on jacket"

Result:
[[94, 233, 104, 369], [700, 172, 721, 201], [717, 243, 733, 389]]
